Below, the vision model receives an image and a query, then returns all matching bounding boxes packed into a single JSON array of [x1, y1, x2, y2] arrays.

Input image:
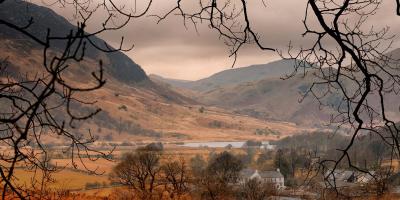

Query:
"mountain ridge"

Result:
[[0, 0, 148, 84], [155, 59, 302, 92], [154, 51, 400, 126]]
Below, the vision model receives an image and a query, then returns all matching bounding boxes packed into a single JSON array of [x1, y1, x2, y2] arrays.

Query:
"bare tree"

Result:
[[155, 0, 400, 196], [278, 0, 400, 195], [158, 3, 400, 188], [0, 0, 276, 198], [194, 151, 243, 200], [0, 0, 155, 198], [397, 0, 400, 15], [110, 145, 163, 199], [155, 0, 276, 66], [161, 157, 190, 199], [238, 178, 276, 200], [190, 154, 207, 178], [1, 0, 399, 198]]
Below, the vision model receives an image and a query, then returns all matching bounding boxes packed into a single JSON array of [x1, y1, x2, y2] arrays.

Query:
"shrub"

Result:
[[198, 106, 205, 113]]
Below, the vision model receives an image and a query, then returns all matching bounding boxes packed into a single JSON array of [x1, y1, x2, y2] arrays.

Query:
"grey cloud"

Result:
[[38, 0, 400, 80]]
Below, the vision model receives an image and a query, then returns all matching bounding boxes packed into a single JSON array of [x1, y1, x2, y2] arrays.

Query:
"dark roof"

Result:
[[325, 170, 354, 181], [240, 168, 256, 177], [259, 171, 284, 179], [240, 168, 284, 179]]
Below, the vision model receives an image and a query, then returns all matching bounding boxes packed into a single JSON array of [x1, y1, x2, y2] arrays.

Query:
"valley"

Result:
[[1, 0, 400, 199]]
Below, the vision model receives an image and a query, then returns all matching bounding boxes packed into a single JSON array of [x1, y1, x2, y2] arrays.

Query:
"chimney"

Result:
[[277, 168, 280, 172]]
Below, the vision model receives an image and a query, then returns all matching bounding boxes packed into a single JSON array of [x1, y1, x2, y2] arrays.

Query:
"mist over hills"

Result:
[[155, 59, 300, 92], [149, 74, 192, 89], [151, 59, 331, 126], [153, 53, 400, 127], [190, 59, 299, 91]]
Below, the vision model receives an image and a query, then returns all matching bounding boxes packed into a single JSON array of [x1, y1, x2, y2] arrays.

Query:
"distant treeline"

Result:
[[273, 130, 394, 170]]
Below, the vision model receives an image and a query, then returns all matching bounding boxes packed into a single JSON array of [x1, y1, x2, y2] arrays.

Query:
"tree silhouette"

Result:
[[154, 0, 276, 66], [110, 145, 163, 199], [159, 0, 400, 195], [1, 0, 400, 198], [397, 0, 400, 15], [0, 0, 154, 198], [278, 0, 400, 195]]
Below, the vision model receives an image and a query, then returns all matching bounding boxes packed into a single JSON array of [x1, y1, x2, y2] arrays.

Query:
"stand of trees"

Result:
[[275, 131, 395, 170], [110, 146, 281, 200], [238, 178, 277, 200]]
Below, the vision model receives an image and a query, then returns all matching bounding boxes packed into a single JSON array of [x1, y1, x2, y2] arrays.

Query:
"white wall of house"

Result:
[[240, 169, 285, 189]]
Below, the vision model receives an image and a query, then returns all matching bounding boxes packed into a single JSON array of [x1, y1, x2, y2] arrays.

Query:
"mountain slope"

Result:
[[0, 0, 197, 105], [155, 54, 400, 127], [161, 59, 301, 92], [0, 0, 147, 84], [149, 74, 192, 88], [197, 72, 337, 126], [0, 1, 305, 142], [151, 60, 333, 126]]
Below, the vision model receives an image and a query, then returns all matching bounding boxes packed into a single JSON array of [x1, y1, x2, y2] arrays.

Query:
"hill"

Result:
[[155, 54, 400, 126], [0, 0, 306, 143], [159, 59, 300, 92], [153, 60, 334, 126], [0, 0, 147, 84], [149, 74, 192, 88], [196, 71, 337, 126]]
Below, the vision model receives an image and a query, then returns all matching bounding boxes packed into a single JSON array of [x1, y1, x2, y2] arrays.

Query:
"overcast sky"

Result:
[[45, 0, 400, 80]]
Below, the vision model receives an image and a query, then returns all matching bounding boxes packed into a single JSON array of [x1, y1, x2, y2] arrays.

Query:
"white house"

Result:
[[322, 169, 376, 189], [240, 168, 285, 189]]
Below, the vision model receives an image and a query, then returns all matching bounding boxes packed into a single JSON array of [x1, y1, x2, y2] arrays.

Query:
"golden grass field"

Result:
[[8, 146, 247, 194], [13, 169, 109, 191], [2, 146, 247, 199]]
